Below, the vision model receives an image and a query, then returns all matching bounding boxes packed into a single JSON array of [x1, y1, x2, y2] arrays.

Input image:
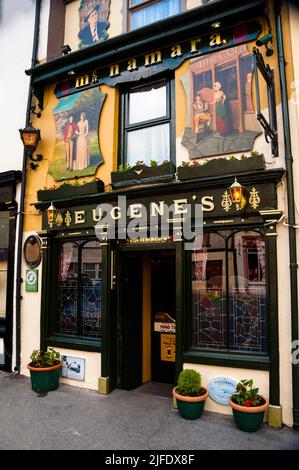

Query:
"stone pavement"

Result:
[[0, 371, 299, 450]]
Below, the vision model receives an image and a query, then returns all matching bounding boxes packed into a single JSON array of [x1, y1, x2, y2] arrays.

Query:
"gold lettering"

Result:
[[110, 64, 120, 77], [92, 208, 102, 222], [127, 58, 138, 71], [75, 74, 90, 88], [209, 33, 222, 47], [144, 51, 162, 67], [74, 211, 86, 224], [170, 45, 182, 58], [201, 196, 215, 212], [190, 38, 202, 53], [151, 201, 165, 217], [174, 199, 188, 214]]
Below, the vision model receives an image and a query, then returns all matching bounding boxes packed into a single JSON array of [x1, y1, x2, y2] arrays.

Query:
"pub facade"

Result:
[[20, 0, 299, 428]]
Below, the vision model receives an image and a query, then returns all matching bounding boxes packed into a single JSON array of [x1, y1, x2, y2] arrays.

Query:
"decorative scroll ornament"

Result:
[[249, 187, 261, 209], [65, 210, 72, 227], [221, 190, 233, 212]]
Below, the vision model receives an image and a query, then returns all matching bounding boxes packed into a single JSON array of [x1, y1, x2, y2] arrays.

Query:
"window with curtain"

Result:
[[192, 230, 267, 354], [57, 240, 102, 340], [122, 79, 172, 166], [128, 0, 183, 30]]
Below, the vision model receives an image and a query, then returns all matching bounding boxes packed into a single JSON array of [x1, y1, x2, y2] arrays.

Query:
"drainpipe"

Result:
[[274, 0, 299, 428], [15, 0, 41, 373]]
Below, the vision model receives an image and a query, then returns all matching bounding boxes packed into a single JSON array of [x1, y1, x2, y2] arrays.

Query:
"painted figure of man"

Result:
[[64, 116, 78, 170], [78, 4, 108, 47], [193, 92, 211, 136]]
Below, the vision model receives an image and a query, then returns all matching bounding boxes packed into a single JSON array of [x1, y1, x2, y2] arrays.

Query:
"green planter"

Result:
[[111, 162, 176, 189], [37, 180, 104, 202], [27, 362, 62, 393], [173, 386, 208, 420], [229, 397, 269, 432], [178, 155, 265, 181]]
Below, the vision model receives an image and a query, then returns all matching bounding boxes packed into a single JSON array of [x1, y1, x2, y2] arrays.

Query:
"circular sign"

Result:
[[26, 270, 37, 285], [208, 377, 237, 405], [24, 235, 42, 268]]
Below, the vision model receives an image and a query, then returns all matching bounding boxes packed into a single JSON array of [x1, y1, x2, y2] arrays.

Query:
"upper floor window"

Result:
[[120, 78, 174, 166], [128, 0, 184, 31]]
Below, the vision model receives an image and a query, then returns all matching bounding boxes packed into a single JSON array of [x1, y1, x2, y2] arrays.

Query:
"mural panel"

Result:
[[49, 87, 106, 181], [181, 44, 261, 158], [78, 0, 110, 49]]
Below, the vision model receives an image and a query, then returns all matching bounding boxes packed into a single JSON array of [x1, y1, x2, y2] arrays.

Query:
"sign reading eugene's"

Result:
[[54, 21, 260, 99]]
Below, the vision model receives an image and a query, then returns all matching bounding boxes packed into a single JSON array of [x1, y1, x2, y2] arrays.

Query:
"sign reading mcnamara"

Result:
[[54, 21, 260, 99]]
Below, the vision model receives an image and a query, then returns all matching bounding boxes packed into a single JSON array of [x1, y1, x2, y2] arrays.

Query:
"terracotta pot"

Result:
[[27, 361, 62, 393], [173, 386, 208, 420], [229, 397, 269, 432]]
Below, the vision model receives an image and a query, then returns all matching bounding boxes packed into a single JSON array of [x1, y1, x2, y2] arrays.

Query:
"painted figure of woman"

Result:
[[213, 81, 229, 134], [75, 112, 90, 170]]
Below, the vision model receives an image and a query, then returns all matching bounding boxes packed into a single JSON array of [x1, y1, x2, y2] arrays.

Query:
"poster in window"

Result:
[[181, 44, 261, 159], [49, 87, 106, 181], [78, 0, 110, 49]]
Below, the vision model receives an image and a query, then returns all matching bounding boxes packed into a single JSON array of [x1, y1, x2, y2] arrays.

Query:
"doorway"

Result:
[[118, 248, 176, 390]]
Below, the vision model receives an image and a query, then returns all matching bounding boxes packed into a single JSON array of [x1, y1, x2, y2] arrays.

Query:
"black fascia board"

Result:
[[26, 0, 266, 87], [0, 170, 22, 186]]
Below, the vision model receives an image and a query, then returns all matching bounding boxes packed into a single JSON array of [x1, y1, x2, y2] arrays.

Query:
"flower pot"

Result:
[[228, 397, 269, 432], [37, 180, 104, 202], [173, 386, 208, 420], [27, 361, 62, 393], [111, 162, 176, 189], [178, 155, 265, 181]]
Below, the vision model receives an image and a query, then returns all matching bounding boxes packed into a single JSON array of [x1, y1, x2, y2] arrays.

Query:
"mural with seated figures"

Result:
[[181, 44, 262, 159]]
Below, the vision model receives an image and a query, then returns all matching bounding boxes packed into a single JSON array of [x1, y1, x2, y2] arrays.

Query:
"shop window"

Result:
[[192, 230, 267, 354], [0, 212, 9, 324], [128, 0, 183, 31], [121, 79, 174, 166], [56, 240, 102, 340]]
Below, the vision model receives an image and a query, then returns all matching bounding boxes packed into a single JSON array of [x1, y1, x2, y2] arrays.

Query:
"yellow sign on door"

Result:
[[161, 334, 176, 362]]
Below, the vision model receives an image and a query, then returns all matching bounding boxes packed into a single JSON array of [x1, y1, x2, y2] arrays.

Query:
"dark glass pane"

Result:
[[81, 241, 102, 338], [228, 231, 267, 353], [57, 242, 78, 336], [0, 211, 9, 320], [192, 233, 227, 349]]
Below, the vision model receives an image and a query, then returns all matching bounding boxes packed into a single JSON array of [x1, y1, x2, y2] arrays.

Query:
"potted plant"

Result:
[[228, 379, 269, 432], [172, 369, 208, 420], [111, 160, 176, 189], [177, 152, 265, 181], [37, 178, 104, 202], [27, 348, 62, 393]]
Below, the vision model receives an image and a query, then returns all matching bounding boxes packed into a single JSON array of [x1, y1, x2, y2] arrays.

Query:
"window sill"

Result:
[[46, 335, 102, 353], [183, 349, 270, 370]]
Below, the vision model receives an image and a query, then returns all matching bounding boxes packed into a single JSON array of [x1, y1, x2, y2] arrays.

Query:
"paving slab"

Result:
[[0, 372, 298, 450]]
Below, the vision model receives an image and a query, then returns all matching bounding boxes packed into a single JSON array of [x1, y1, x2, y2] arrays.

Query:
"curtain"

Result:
[[60, 244, 75, 282], [127, 123, 170, 165], [129, 85, 166, 124], [131, 0, 181, 30], [256, 237, 266, 282]]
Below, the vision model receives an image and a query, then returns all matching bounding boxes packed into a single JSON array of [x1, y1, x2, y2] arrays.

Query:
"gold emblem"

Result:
[[56, 213, 63, 227], [249, 187, 261, 209], [65, 210, 72, 227], [221, 190, 232, 212]]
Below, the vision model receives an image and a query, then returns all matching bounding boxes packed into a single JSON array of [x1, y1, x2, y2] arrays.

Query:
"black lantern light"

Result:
[[46, 202, 58, 228], [19, 124, 43, 169], [229, 178, 246, 211]]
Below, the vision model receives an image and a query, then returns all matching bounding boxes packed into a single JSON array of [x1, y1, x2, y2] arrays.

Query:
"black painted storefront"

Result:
[[36, 168, 283, 402]]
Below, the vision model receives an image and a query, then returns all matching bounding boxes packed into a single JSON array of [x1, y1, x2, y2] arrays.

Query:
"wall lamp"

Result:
[[46, 202, 58, 228], [19, 124, 43, 170], [61, 44, 72, 55], [229, 178, 247, 211], [256, 33, 273, 57]]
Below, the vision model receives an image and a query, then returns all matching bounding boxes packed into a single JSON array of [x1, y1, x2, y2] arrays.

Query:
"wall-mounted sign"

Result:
[[23, 235, 42, 268], [25, 269, 38, 292], [208, 376, 237, 405], [154, 322, 176, 333], [54, 21, 260, 98], [161, 334, 176, 362], [61, 355, 85, 381]]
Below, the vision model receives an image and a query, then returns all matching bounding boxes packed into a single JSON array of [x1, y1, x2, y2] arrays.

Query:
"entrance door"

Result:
[[151, 251, 176, 384], [118, 252, 143, 390]]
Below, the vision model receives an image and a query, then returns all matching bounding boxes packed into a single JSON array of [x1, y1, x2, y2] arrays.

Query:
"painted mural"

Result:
[[78, 0, 110, 49], [49, 87, 106, 181], [181, 44, 261, 158]]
